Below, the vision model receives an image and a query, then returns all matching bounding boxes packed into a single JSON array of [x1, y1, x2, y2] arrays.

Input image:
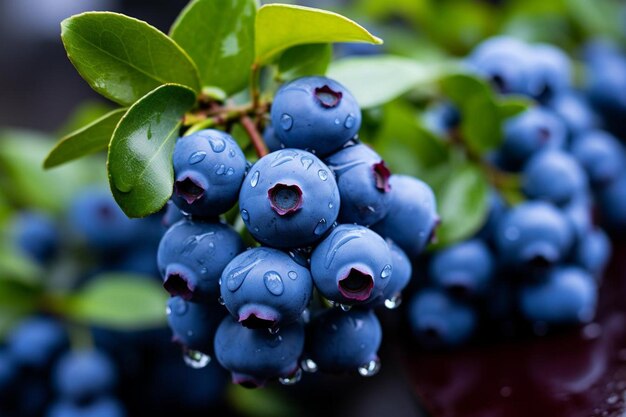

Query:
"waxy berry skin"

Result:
[[570, 130, 625, 187], [157, 218, 244, 301], [238, 149, 340, 249], [172, 129, 247, 218], [270, 76, 361, 157], [166, 296, 225, 355], [363, 241, 412, 309], [52, 350, 117, 402], [7, 317, 68, 369], [220, 247, 313, 329]]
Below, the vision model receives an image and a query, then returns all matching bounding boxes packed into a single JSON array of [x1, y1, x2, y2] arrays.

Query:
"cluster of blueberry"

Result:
[[410, 36, 626, 348], [158, 76, 439, 387]]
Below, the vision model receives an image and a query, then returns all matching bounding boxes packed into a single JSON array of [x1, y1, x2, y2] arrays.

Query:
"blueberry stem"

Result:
[[241, 115, 269, 158]]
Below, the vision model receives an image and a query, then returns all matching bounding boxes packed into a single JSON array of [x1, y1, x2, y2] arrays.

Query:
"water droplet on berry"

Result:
[[300, 156, 314, 169], [229, 149, 236, 157], [301, 308, 311, 323], [215, 164, 226, 175], [263, 271, 284, 296], [170, 297, 188, 315], [226, 257, 262, 292], [189, 151, 206, 164], [182, 348, 211, 369], [266, 334, 283, 348], [313, 218, 327, 235], [288, 271, 298, 280], [384, 293, 402, 309], [208, 137, 226, 153], [241, 209, 250, 222], [328, 202, 334, 209], [165, 306, 172, 315], [381, 264, 392, 279], [318, 170, 329, 181], [334, 118, 341, 125], [200, 267, 208, 274], [358, 358, 381, 377], [218, 296, 225, 305], [250, 171, 260, 187], [226, 167, 235, 176], [280, 114, 293, 131], [268, 327, 280, 335], [301, 358, 318, 373], [279, 368, 302, 385], [340, 304, 352, 312], [344, 114, 355, 129]]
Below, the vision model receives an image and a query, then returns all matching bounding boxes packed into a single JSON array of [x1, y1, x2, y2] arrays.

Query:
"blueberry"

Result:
[[498, 107, 566, 171], [220, 247, 313, 329], [527, 43, 572, 102], [371, 175, 439, 258], [429, 239, 494, 298], [475, 189, 507, 242], [10, 211, 60, 264], [584, 41, 626, 119], [423, 101, 461, 137], [53, 350, 116, 402], [270, 76, 361, 156], [238, 149, 340, 248], [172, 129, 247, 218], [305, 308, 382, 374], [46, 397, 126, 417], [7, 317, 68, 369], [573, 228, 611, 279], [364, 241, 412, 309], [161, 200, 185, 229], [495, 201, 573, 270], [522, 150, 587, 207], [570, 130, 625, 187], [547, 91, 598, 136], [598, 172, 626, 234], [408, 288, 477, 348], [262, 125, 283, 152], [157, 218, 244, 300], [561, 193, 592, 244], [214, 316, 305, 387], [324, 144, 392, 225], [0, 349, 18, 394], [166, 296, 225, 355], [519, 266, 597, 324], [310, 224, 391, 305]]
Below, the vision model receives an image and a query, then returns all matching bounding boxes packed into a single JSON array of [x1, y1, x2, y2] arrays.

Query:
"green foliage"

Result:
[[277, 43, 333, 81], [61, 12, 200, 105], [107, 84, 197, 218], [170, 0, 257, 95], [254, 3, 382, 64], [227, 385, 301, 417]]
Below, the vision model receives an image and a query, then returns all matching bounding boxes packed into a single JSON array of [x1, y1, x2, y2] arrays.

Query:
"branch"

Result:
[[241, 115, 268, 158]]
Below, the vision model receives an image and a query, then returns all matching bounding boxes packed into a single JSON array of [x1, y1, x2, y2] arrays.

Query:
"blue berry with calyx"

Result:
[[305, 308, 382, 375], [172, 129, 247, 218], [53, 350, 117, 402], [522, 150, 587, 207], [527, 43, 572, 102], [495, 201, 573, 270], [598, 172, 626, 234], [519, 266, 597, 325], [166, 296, 226, 355], [310, 224, 392, 305], [408, 288, 477, 349], [324, 143, 392, 226], [573, 228, 611, 280], [157, 218, 244, 300], [238, 149, 340, 248], [371, 175, 439, 258], [429, 238, 494, 298], [47, 396, 126, 417], [364, 240, 412, 309], [7, 317, 68, 369], [570, 130, 625, 187], [498, 107, 566, 171], [10, 211, 60, 264], [214, 316, 305, 388], [561, 193, 592, 243], [220, 248, 312, 329], [270, 76, 361, 157]]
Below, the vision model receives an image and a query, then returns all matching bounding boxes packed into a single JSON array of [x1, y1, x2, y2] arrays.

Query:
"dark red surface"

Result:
[[407, 243, 626, 417]]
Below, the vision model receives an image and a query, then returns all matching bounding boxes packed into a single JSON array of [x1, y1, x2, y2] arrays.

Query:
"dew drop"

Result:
[[166, 306, 172, 315], [170, 298, 188, 315], [200, 267, 208, 274], [301, 358, 318, 373], [314, 218, 327, 235], [182, 348, 211, 369], [358, 358, 381, 377], [300, 156, 314, 170], [334, 118, 341, 125], [189, 151, 206, 165], [279, 368, 302, 386], [288, 271, 298, 280], [226, 257, 263, 292], [264, 271, 284, 296], [208, 137, 226, 153], [229, 149, 236, 158], [241, 209, 250, 222], [268, 327, 280, 335], [328, 202, 334, 209], [301, 308, 311, 323], [381, 264, 392, 279], [384, 293, 402, 309], [340, 304, 352, 312], [280, 114, 293, 131], [344, 114, 355, 129], [250, 171, 260, 187], [318, 170, 329, 181], [266, 334, 283, 348], [607, 394, 619, 405], [218, 296, 225, 305], [215, 164, 226, 175], [226, 167, 235, 176]]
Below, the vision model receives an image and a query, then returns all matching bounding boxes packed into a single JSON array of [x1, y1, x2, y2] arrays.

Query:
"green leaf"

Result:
[[61, 12, 201, 106], [62, 274, 168, 329], [439, 73, 491, 105], [498, 96, 534, 119], [434, 163, 489, 247], [107, 84, 196, 218], [255, 4, 382, 64], [227, 385, 301, 417], [328, 56, 442, 109], [170, 0, 257, 95], [0, 240, 42, 287], [57, 101, 115, 137], [277, 43, 332, 81], [44, 109, 126, 169], [460, 94, 501, 154]]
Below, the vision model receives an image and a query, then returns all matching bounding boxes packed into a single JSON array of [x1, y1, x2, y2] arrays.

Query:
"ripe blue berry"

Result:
[[157, 218, 244, 300], [10, 211, 60, 264], [598, 173, 626, 233], [53, 350, 117, 402], [429, 239, 494, 298], [519, 266, 597, 324], [371, 175, 438, 258], [161, 200, 185, 229], [528, 43, 572, 102], [408, 288, 477, 348], [238, 149, 340, 248], [305, 308, 382, 375], [270, 76, 361, 156], [523, 150, 587, 207], [364, 241, 412, 309], [263, 125, 283, 152], [46, 397, 126, 417], [570, 130, 625, 187], [7, 317, 68, 369], [214, 316, 305, 388], [0, 349, 17, 394], [172, 129, 247, 218], [166, 296, 225, 355], [220, 247, 313, 329], [573, 228, 611, 279], [495, 202, 573, 270], [561, 193, 592, 243], [324, 144, 392, 226], [547, 91, 598, 136], [310, 224, 391, 305]]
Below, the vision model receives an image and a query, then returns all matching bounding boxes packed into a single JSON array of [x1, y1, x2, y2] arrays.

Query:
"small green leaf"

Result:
[[0, 240, 42, 287], [460, 94, 501, 154], [61, 12, 201, 105], [227, 385, 301, 417], [170, 0, 257, 95], [328, 56, 442, 109], [62, 274, 168, 329], [44, 109, 126, 169], [277, 43, 332, 80], [57, 101, 115, 137], [107, 84, 196, 218], [255, 4, 382, 64], [439, 73, 491, 105], [498, 96, 534, 119], [434, 163, 489, 246]]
